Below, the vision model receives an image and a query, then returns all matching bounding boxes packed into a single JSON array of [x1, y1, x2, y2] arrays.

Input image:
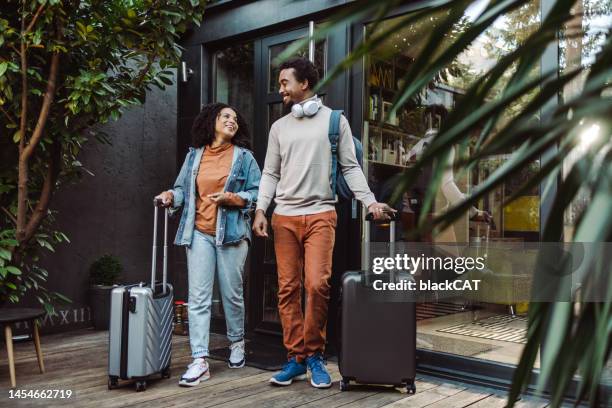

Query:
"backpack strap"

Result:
[[328, 110, 343, 196]]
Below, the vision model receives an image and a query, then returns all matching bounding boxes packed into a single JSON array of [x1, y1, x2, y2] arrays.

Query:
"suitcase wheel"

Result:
[[405, 380, 416, 394], [161, 366, 171, 379], [108, 376, 119, 390], [135, 380, 147, 392], [339, 378, 350, 392]]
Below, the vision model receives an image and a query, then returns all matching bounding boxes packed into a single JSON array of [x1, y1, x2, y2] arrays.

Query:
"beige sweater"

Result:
[[256, 101, 376, 216]]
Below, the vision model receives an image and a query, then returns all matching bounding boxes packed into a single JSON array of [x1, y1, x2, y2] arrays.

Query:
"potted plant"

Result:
[[89, 255, 122, 330]]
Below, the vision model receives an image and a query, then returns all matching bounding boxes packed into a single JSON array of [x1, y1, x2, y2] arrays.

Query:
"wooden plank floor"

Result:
[[0, 329, 550, 408]]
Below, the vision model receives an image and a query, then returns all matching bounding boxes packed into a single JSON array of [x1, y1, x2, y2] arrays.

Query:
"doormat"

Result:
[[416, 301, 471, 321], [437, 314, 528, 344], [209, 338, 287, 371], [417, 333, 499, 356]]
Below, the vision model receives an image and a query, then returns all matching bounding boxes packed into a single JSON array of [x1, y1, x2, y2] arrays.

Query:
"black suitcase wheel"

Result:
[[340, 378, 350, 391], [135, 380, 147, 392], [406, 381, 416, 394], [108, 376, 119, 390], [161, 366, 171, 379]]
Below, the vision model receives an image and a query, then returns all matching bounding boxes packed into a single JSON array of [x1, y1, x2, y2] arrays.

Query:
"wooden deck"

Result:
[[0, 329, 551, 407]]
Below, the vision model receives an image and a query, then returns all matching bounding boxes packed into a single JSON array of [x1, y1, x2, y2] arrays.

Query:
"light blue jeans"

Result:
[[186, 230, 248, 358]]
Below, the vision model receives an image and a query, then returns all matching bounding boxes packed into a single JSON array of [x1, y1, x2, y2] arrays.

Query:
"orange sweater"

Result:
[[195, 143, 245, 235]]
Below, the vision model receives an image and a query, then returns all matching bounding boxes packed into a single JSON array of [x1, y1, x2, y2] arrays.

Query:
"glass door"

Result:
[[209, 41, 256, 326], [361, 3, 542, 367], [249, 28, 327, 334]]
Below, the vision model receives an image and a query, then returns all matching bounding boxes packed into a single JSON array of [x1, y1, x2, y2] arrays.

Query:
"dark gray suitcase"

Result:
[[339, 213, 417, 394], [108, 200, 174, 392]]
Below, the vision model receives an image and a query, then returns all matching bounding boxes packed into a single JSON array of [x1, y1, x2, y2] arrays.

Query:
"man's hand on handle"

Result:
[[367, 202, 397, 221], [253, 209, 269, 238], [470, 209, 492, 223], [155, 191, 174, 208]]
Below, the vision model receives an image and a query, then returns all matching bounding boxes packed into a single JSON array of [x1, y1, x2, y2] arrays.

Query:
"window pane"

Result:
[[560, 0, 610, 241], [212, 42, 255, 319], [268, 40, 325, 93], [364, 1, 541, 367], [214, 42, 255, 141]]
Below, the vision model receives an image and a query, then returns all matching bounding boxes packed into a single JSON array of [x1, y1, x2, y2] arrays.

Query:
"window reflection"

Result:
[[364, 2, 542, 367], [560, 0, 610, 241], [214, 42, 255, 141], [212, 42, 255, 319], [269, 41, 326, 93]]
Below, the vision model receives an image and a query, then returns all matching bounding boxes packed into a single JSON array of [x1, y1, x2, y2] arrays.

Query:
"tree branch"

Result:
[[23, 143, 61, 242], [0, 106, 17, 126], [25, 2, 47, 34], [17, 13, 29, 242], [135, 54, 154, 87], [21, 50, 60, 161], [1, 207, 17, 225], [17, 21, 62, 244], [9, 45, 21, 57]]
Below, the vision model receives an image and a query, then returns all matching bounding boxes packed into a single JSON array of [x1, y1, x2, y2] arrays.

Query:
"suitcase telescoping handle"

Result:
[[473, 219, 491, 259], [152, 198, 169, 295], [362, 210, 398, 271]]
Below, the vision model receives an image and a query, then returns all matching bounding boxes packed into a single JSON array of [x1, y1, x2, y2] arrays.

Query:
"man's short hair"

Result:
[[278, 57, 319, 90]]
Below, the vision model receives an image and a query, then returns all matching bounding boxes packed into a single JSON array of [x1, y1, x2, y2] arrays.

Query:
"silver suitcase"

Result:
[[108, 200, 174, 392]]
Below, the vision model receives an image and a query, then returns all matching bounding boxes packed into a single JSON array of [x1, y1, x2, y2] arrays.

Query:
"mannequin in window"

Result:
[[401, 105, 490, 243]]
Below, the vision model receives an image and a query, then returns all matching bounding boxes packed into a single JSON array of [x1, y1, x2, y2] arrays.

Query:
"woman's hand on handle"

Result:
[[155, 191, 174, 207]]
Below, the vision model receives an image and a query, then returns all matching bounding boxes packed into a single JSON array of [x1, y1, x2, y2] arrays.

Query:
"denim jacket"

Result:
[[170, 146, 261, 247]]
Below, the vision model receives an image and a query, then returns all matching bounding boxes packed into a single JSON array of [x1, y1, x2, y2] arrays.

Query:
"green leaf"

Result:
[[13, 130, 21, 143], [161, 10, 183, 19], [54, 292, 72, 303], [0, 248, 11, 261], [159, 75, 174, 86], [43, 303, 54, 315], [0, 62, 7, 77], [6, 266, 21, 276]]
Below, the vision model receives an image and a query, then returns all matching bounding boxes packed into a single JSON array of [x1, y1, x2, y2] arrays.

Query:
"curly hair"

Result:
[[278, 57, 319, 90], [191, 103, 251, 149]]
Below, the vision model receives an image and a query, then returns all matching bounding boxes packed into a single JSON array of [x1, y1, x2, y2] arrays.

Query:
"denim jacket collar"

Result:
[[172, 145, 260, 247]]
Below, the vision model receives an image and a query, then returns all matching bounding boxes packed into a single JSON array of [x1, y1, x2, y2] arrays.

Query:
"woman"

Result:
[[156, 103, 261, 387]]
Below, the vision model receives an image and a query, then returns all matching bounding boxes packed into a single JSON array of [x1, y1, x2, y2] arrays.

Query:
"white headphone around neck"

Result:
[[291, 98, 321, 118]]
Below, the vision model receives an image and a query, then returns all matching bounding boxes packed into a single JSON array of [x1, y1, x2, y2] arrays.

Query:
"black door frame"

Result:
[[205, 22, 354, 349], [251, 27, 311, 337]]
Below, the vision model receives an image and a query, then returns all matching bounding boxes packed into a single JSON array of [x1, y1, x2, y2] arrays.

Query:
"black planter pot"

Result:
[[89, 285, 114, 330]]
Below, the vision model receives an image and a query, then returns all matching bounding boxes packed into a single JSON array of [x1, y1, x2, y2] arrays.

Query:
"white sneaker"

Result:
[[178, 358, 210, 387], [228, 340, 245, 368]]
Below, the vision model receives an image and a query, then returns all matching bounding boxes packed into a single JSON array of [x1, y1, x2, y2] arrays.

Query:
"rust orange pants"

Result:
[[271, 210, 337, 362]]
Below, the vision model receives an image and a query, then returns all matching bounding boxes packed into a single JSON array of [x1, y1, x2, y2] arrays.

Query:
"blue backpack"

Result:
[[328, 110, 363, 202]]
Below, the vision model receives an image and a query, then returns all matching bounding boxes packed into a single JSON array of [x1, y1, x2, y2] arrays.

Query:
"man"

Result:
[[252, 57, 395, 389]]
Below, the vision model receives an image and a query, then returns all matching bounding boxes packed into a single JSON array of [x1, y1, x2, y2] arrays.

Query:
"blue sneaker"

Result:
[[306, 354, 332, 388], [269, 357, 307, 386]]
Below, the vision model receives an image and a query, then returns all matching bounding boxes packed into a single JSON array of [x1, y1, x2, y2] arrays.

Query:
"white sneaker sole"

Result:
[[310, 378, 332, 389], [178, 370, 210, 387], [268, 373, 307, 386], [228, 359, 245, 369]]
